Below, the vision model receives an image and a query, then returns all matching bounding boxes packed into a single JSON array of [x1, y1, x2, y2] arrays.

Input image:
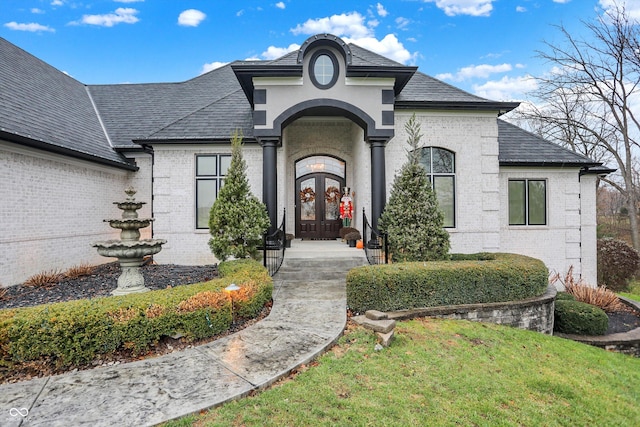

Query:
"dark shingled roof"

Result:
[[143, 89, 254, 142], [0, 36, 602, 170], [87, 63, 246, 147], [0, 37, 135, 169], [498, 119, 599, 167]]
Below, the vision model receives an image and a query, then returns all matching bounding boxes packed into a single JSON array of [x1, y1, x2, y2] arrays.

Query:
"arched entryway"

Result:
[[295, 155, 345, 239]]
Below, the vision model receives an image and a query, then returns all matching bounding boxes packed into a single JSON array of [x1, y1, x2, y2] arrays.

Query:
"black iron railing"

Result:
[[262, 209, 286, 276], [362, 208, 388, 265]]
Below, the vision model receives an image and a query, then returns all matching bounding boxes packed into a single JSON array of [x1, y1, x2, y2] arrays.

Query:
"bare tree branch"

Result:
[[514, 2, 640, 248]]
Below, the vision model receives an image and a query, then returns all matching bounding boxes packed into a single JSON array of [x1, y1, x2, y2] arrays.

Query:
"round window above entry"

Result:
[[310, 50, 338, 89]]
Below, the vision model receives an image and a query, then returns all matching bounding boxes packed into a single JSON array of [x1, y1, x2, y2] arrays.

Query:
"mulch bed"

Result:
[[606, 310, 640, 334], [0, 262, 219, 310]]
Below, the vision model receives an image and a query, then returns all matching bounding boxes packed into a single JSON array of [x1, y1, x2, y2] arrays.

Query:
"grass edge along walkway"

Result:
[[164, 318, 640, 427]]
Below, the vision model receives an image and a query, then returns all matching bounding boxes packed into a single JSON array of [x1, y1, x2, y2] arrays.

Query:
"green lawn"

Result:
[[164, 319, 640, 426], [620, 280, 640, 302]]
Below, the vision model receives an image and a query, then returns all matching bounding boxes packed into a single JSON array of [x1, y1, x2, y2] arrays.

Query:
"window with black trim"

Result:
[[508, 179, 547, 226], [195, 154, 231, 229], [417, 147, 456, 228], [310, 49, 338, 89]]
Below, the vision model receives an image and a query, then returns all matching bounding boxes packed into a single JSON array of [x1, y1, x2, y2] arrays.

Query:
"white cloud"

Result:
[[115, 0, 144, 3], [4, 21, 55, 32], [395, 17, 410, 30], [424, 0, 495, 17], [178, 9, 206, 27], [343, 34, 415, 64], [291, 12, 373, 39], [516, 6, 526, 13], [31, 8, 45, 14], [599, 0, 640, 20], [288, 12, 414, 64], [201, 61, 228, 74], [473, 75, 538, 101], [377, 3, 388, 17], [437, 63, 512, 81], [261, 43, 301, 60], [276, 2, 286, 9], [75, 8, 139, 27], [51, 0, 63, 6]]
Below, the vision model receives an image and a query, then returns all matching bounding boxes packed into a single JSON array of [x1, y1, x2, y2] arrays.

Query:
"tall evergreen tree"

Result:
[[209, 130, 270, 261], [378, 114, 450, 262]]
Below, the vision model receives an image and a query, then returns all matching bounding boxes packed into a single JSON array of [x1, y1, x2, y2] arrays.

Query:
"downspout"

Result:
[[141, 144, 155, 239]]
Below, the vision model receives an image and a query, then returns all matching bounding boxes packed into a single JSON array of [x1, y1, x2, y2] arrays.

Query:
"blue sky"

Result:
[[2, 0, 638, 102]]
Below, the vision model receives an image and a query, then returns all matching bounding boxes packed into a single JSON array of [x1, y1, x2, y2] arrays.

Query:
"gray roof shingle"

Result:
[[87, 63, 245, 147], [498, 119, 599, 167], [0, 37, 134, 169]]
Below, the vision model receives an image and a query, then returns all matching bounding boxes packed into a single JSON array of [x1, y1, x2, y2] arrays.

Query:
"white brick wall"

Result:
[[390, 111, 502, 251], [579, 174, 598, 285], [151, 144, 263, 265], [499, 167, 596, 285], [0, 142, 147, 286]]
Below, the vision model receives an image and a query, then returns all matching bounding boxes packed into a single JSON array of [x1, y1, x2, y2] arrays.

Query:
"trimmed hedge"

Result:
[[0, 259, 272, 369], [346, 253, 548, 313], [555, 292, 576, 301], [554, 300, 608, 336]]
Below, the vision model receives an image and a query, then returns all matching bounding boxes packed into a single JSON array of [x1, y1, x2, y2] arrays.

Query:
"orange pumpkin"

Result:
[[356, 240, 364, 249]]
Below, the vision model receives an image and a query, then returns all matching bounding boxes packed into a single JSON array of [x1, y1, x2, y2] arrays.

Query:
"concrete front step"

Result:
[[275, 257, 367, 281], [280, 257, 366, 269]]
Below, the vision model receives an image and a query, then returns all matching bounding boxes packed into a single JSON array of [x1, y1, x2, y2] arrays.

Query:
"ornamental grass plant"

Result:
[[550, 266, 628, 312], [23, 269, 62, 289], [63, 263, 95, 279]]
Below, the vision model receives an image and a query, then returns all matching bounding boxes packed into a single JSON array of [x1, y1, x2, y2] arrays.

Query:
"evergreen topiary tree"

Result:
[[378, 114, 450, 262], [209, 130, 270, 261]]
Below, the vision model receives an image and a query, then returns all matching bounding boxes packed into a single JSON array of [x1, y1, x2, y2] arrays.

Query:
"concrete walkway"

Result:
[[0, 240, 366, 427]]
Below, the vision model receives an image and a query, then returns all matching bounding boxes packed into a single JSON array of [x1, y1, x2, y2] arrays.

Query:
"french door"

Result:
[[296, 173, 344, 239]]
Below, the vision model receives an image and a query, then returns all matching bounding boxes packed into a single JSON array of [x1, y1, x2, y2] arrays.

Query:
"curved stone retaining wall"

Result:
[[385, 284, 557, 334], [555, 297, 640, 357]]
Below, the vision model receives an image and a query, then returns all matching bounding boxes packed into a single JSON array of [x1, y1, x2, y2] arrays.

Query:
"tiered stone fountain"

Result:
[[93, 187, 167, 295]]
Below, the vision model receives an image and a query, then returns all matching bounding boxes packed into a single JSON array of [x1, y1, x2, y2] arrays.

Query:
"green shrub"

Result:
[[597, 238, 640, 292], [339, 227, 358, 239], [555, 292, 576, 301], [378, 114, 450, 262], [344, 231, 361, 241], [219, 259, 273, 319], [554, 300, 608, 336], [449, 252, 496, 261], [209, 130, 270, 261], [346, 253, 548, 313], [0, 260, 271, 369]]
